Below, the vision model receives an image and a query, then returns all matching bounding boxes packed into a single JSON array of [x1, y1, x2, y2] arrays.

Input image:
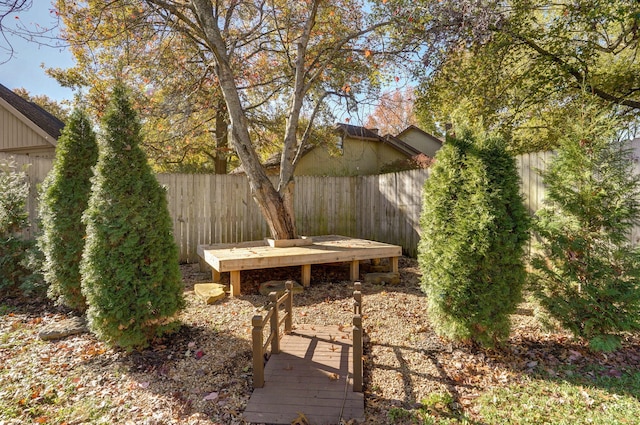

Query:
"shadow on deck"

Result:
[[243, 326, 364, 424]]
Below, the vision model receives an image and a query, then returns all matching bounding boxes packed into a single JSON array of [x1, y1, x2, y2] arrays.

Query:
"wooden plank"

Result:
[[200, 236, 402, 273], [244, 325, 364, 425]]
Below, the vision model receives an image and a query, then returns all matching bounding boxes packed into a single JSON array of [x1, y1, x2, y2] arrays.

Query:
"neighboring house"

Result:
[[391, 125, 443, 158], [233, 123, 443, 177], [0, 83, 64, 158]]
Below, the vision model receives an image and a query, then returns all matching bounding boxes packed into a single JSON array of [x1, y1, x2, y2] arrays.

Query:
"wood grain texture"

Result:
[[243, 325, 364, 425]]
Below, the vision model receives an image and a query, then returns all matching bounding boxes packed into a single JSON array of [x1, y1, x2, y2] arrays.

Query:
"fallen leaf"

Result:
[[203, 391, 219, 401]]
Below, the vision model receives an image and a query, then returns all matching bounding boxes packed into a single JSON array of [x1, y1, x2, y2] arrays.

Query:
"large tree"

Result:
[[51, 1, 229, 173], [55, 1, 392, 239], [386, 0, 640, 152]]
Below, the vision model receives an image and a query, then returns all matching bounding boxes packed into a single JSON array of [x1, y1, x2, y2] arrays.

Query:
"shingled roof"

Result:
[[0, 83, 65, 141], [335, 123, 382, 140]]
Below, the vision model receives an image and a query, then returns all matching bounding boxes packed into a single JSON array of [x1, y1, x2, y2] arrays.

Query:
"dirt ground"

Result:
[[1, 258, 639, 424]]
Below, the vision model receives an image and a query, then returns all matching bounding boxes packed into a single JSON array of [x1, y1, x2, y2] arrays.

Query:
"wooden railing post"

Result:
[[353, 281, 362, 316], [285, 281, 293, 333], [353, 314, 363, 392], [269, 292, 280, 354], [252, 315, 265, 388]]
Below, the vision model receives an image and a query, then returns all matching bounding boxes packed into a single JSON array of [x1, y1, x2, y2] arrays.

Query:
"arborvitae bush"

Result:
[[0, 158, 39, 295], [39, 108, 98, 312], [418, 130, 530, 346], [81, 83, 184, 351], [530, 110, 640, 352]]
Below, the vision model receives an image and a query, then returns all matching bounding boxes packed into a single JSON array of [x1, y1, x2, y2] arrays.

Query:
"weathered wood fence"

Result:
[[4, 144, 640, 262]]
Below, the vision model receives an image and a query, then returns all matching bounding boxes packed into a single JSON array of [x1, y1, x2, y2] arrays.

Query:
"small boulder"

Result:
[[364, 272, 400, 285], [259, 280, 304, 297], [194, 283, 227, 304], [39, 316, 88, 341]]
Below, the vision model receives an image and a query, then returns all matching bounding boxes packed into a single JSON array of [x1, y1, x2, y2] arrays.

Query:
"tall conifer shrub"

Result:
[[81, 83, 184, 351], [418, 130, 530, 346], [39, 108, 98, 312], [530, 110, 640, 352]]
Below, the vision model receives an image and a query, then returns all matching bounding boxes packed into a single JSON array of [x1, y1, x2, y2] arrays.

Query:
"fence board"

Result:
[[6, 148, 639, 263]]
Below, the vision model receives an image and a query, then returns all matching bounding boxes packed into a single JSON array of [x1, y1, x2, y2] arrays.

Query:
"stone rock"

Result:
[[194, 283, 227, 304], [259, 280, 304, 297], [38, 316, 88, 341], [364, 272, 400, 285]]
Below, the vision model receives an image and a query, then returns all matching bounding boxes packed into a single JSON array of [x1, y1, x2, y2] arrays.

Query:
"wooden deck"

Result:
[[243, 325, 364, 425], [197, 235, 401, 296]]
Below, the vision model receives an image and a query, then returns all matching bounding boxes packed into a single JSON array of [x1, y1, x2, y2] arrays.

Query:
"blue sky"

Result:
[[1, 3, 75, 103]]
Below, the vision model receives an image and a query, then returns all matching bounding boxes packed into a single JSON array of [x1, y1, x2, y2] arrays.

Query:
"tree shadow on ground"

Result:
[[82, 323, 254, 423]]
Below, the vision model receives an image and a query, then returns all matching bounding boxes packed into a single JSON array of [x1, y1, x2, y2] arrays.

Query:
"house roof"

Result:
[[0, 83, 65, 143], [230, 123, 431, 174], [335, 123, 381, 140], [336, 123, 422, 157], [395, 125, 443, 145]]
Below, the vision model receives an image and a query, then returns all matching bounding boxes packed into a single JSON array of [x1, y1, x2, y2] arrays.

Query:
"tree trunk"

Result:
[[192, 0, 298, 239], [214, 102, 228, 175]]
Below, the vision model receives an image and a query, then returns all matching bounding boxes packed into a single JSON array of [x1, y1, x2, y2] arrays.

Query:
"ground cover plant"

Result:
[[1, 259, 638, 424]]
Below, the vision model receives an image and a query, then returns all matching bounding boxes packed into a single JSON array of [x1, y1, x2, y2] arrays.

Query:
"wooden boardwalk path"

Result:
[[243, 324, 365, 425]]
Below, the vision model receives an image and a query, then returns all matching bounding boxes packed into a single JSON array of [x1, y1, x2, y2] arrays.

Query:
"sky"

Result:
[[1, 3, 75, 103]]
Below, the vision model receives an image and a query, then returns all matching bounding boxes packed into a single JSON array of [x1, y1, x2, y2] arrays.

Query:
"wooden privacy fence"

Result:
[[6, 145, 640, 262]]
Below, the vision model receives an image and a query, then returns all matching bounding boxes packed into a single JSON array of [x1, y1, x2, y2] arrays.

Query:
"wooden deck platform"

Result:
[[243, 325, 364, 425], [197, 235, 402, 296]]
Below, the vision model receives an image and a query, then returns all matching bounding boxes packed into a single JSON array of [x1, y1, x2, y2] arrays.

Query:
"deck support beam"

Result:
[[301, 264, 311, 287], [230, 271, 241, 296], [349, 260, 359, 281]]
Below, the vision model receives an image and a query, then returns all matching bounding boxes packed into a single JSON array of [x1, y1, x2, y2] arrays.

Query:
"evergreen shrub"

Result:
[[530, 111, 640, 352], [81, 83, 184, 351], [39, 108, 98, 312], [0, 159, 42, 295], [418, 130, 530, 346]]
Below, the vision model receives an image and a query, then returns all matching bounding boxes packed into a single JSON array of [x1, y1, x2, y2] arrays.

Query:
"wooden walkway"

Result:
[[243, 325, 365, 425]]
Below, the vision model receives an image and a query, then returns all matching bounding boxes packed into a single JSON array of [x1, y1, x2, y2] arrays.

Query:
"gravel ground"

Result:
[[2, 257, 638, 425]]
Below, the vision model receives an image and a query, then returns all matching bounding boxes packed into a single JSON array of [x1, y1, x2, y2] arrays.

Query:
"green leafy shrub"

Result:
[[529, 110, 640, 352], [418, 130, 530, 346], [39, 108, 98, 312], [81, 83, 184, 351], [0, 159, 42, 295]]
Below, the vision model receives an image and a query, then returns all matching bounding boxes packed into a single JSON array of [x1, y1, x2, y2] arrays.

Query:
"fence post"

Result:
[[269, 292, 280, 354], [285, 280, 293, 333], [353, 314, 363, 392], [251, 315, 265, 388]]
